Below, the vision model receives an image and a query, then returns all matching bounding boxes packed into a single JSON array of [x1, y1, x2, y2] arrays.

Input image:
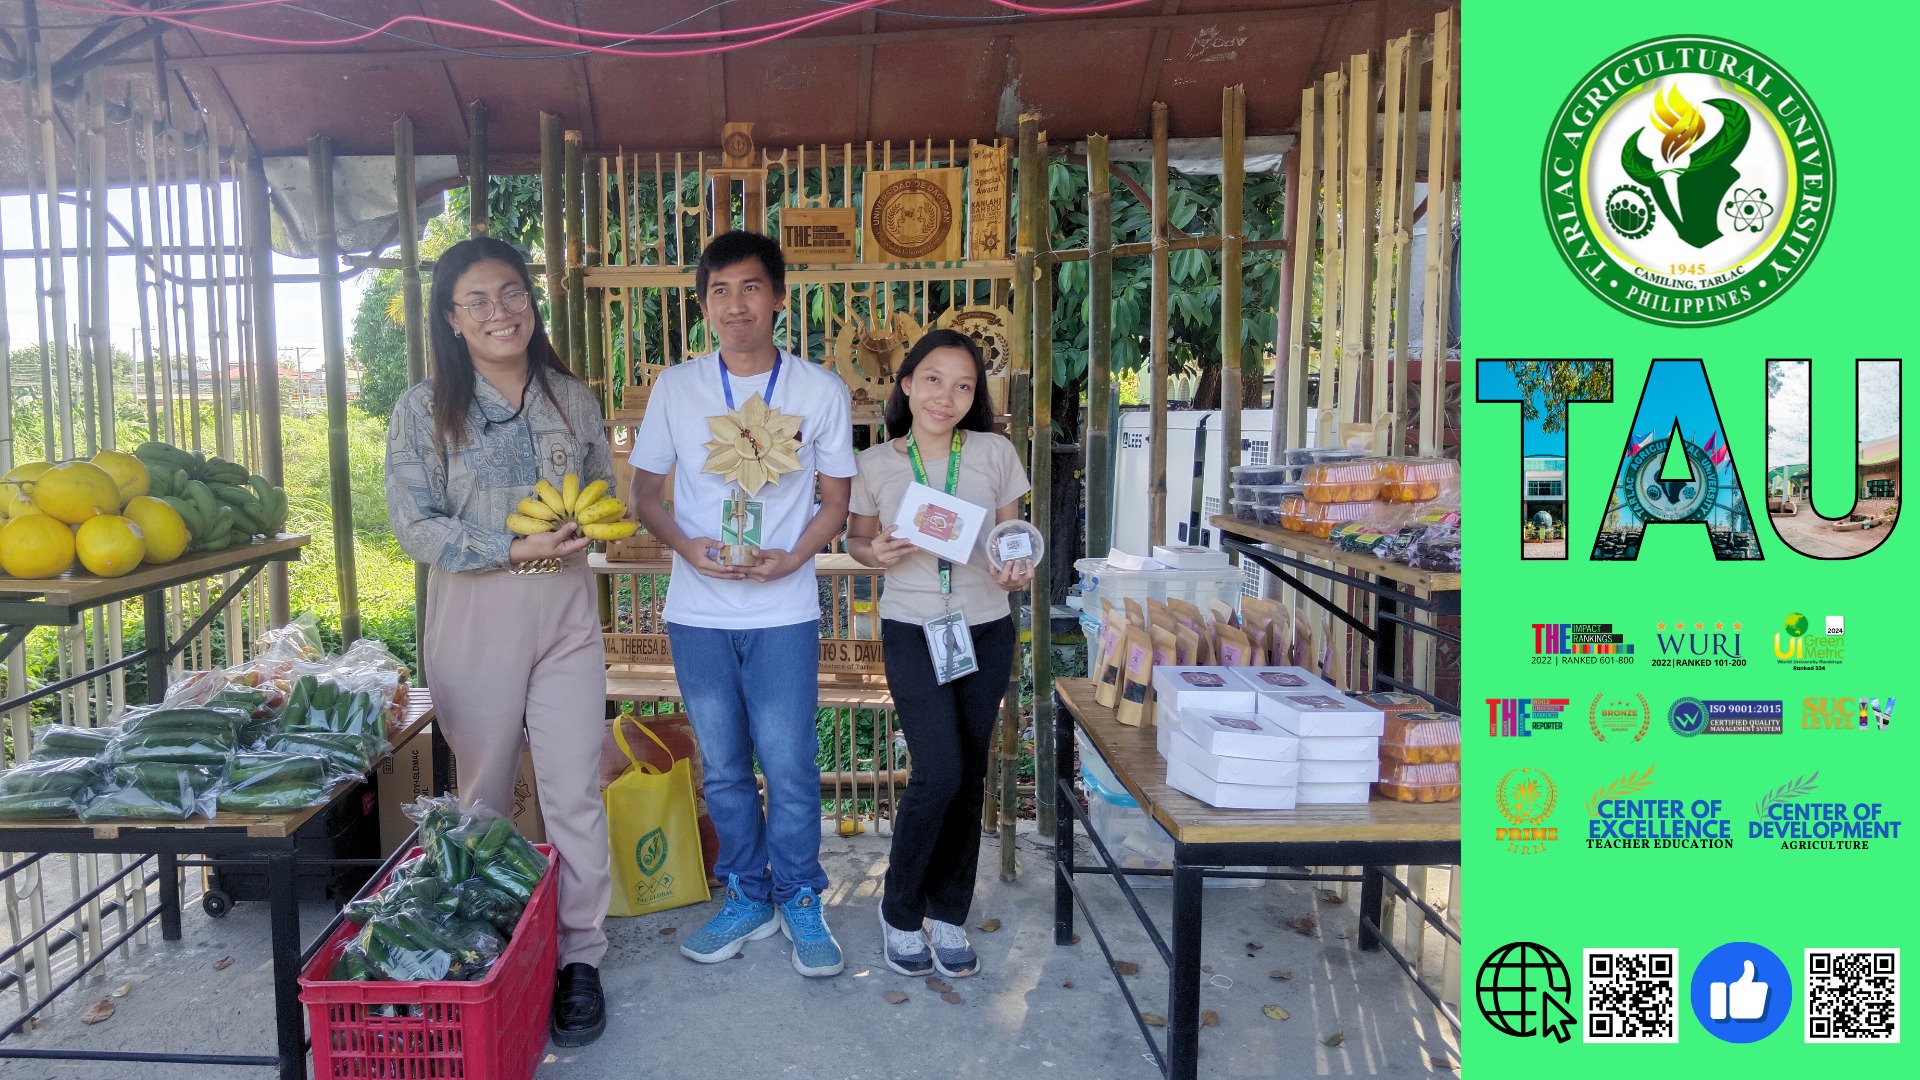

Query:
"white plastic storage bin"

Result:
[[1073, 558, 1246, 617], [1075, 731, 1260, 890]]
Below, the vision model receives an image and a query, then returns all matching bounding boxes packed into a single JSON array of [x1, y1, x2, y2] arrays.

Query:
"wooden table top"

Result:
[[1058, 679, 1460, 846], [1210, 516, 1461, 593], [0, 690, 435, 842], [0, 534, 310, 623]]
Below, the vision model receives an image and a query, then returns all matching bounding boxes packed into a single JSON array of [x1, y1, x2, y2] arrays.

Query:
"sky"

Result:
[[1766, 360, 1900, 468], [1476, 362, 1565, 457], [2, 187, 368, 372]]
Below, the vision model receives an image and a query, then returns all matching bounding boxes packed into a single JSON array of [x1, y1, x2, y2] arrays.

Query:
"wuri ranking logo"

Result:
[[1542, 36, 1833, 325]]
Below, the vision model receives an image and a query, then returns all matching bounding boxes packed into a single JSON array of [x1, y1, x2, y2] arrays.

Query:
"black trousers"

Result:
[[879, 615, 1016, 930]]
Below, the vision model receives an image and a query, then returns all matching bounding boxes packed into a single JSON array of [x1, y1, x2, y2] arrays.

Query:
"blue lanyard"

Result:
[[719, 352, 781, 411]]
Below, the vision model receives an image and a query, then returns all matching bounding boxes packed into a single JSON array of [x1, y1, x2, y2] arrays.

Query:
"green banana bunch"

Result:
[[133, 440, 290, 540]]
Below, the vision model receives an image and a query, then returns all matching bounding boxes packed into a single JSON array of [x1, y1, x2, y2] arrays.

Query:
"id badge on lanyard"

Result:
[[716, 354, 780, 550], [909, 431, 978, 685]]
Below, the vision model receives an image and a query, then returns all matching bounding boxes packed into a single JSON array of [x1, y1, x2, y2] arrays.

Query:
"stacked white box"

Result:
[[1164, 708, 1301, 809], [1228, 666, 1342, 697], [1255, 692, 1384, 804], [1150, 667, 1257, 716]]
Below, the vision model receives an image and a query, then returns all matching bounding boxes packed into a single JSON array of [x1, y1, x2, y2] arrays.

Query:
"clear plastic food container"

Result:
[[1301, 459, 1384, 503], [1380, 458, 1460, 502], [1300, 500, 1378, 538], [1379, 710, 1462, 764]]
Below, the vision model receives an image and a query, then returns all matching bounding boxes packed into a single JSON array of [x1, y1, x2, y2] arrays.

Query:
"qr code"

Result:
[[1583, 948, 1678, 1043], [1806, 949, 1900, 1043]]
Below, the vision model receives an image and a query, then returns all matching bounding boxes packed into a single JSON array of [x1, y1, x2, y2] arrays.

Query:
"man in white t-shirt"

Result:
[[628, 231, 854, 977]]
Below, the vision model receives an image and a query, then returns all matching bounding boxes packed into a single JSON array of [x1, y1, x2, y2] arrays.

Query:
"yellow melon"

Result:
[[0, 514, 77, 578], [74, 515, 146, 578], [29, 461, 122, 523]]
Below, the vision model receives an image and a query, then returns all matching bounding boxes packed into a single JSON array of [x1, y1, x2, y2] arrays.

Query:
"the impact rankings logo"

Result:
[[1541, 34, 1832, 326]]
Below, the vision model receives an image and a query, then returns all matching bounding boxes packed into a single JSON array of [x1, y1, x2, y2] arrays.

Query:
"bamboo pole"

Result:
[[309, 136, 361, 644], [1392, 33, 1424, 454], [74, 84, 95, 459], [34, 43, 74, 459], [240, 149, 289, 624], [1028, 120, 1056, 842], [1378, 35, 1413, 454], [468, 101, 489, 237], [1339, 53, 1373, 436], [1277, 117, 1310, 449], [584, 154, 606, 397], [397, 115, 428, 667], [1316, 71, 1343, 448], [1084, 134, 1114, 558], [565, 131, 587, 377], [1146, 102, 1170, 548], [1219, 85, 1246, 504], [1420, 11, 1458, 457], [540, 114, 567, 364], [143, 99, 176, 448], [86, 72, 113, 452]]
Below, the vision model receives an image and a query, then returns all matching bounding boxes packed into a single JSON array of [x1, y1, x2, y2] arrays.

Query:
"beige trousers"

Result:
[[424, 557, 611, 968]]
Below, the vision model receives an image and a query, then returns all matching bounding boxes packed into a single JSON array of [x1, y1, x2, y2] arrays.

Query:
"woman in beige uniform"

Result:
[[385, 237, 611, 1046]]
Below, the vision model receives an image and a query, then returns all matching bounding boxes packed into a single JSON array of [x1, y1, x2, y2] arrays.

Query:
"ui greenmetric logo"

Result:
[[1542, 35, 1832, 325]]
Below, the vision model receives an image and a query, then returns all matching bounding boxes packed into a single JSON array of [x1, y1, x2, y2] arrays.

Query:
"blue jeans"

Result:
[[667, 620, 828, 904]]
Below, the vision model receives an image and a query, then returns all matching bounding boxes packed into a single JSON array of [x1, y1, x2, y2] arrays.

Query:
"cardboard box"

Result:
[[1257, 692, 1386, 737], [1229, 666, 1341, 696], [1176, 707, 1299, 761], [381, 728, 547, 854], [1297, 735, 1383, 760], [1297, 758, 1381, 784], [1167, 728, 1301, 787], [1165, 756, 1298, 809], [1297, 780, 1373, 804], [1150, 666, 1257, 715]]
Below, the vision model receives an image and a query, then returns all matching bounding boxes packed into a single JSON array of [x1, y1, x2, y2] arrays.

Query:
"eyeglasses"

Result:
[[452, 289, 532, 323]]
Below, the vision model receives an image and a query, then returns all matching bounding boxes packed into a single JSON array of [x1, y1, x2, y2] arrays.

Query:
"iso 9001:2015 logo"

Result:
[[1542, 35, 1833, 326]]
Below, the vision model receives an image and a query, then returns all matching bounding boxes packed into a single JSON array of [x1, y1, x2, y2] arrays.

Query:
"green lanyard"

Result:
[[906, 430, 963, 596]]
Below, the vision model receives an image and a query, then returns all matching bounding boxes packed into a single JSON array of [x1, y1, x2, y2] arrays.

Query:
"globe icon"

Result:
[[1784, 613, 1809, 638], [1476, 942, 1571, 1038]]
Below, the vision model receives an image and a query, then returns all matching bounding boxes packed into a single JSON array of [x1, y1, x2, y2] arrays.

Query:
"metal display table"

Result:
[[1052, 679, 1461, 1080], [1210, 516, 1461, 712], [0, 697, 435, 1079]]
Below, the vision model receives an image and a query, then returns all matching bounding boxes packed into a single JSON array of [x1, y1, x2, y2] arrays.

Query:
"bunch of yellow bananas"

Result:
[[506, 473, 638, 540]]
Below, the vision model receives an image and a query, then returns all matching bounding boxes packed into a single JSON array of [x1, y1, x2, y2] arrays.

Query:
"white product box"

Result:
[[1296, 735, 1382, 760], [1152, 544, 1232, 569], [1156, 702, 1178, 758], [1176, 708, 1300, 761], [1168, 729, 1301, 787], [1297, 780, 1373, 804], [1297, 758, 1380, 784], [1165, 756, 1298, 809], [1229, 666, 1341, 696], [1151, 667, 1257, 715], [1257, 693, 1386, 737]]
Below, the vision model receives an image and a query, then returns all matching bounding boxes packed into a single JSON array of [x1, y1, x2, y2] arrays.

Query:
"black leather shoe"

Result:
[[550, 962, 606, 1047]]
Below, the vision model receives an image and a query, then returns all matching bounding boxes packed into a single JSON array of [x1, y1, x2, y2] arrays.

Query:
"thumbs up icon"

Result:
[[1709, 960, 1769, 1021]]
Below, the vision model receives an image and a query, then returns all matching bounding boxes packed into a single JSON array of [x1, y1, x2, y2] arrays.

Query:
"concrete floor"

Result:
[[2, 828, 1459, 1080]]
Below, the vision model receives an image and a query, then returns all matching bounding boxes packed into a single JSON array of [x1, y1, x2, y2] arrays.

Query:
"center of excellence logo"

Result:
[[1541, 35, 1833, 325]]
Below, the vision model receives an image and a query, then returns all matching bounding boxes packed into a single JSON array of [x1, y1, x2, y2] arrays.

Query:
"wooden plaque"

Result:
[[780, 207, 859, 264], [863, 168, 965, 263], [969, 143, 1010, 260]]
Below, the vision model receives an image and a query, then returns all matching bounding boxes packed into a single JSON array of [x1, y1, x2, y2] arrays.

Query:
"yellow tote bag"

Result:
[[604, 717, 711, 917]]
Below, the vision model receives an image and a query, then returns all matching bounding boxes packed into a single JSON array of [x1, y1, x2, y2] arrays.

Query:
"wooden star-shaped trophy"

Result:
[[703, 394, 803, 566]]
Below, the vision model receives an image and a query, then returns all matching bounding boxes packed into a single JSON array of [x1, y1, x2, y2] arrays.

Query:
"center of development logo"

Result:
[[1542, 36, 1833, 325]]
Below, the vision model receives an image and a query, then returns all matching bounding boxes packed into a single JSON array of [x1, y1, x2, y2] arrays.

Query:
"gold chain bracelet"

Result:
[[508, 557, 563, 576]]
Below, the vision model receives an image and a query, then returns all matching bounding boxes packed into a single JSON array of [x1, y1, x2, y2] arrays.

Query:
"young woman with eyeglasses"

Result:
[[384, 237, 613, 1045]]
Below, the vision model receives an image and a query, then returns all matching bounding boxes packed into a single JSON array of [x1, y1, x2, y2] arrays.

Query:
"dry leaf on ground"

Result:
[[976, 918, 1001, 932], [1247, 941, 1264, 950], [1319, 889, 1345, 904], [1061, 980, 1075, 989], [1286, 917, 1318, 935], [883, 990, 909, 1005], [1071, 934, 1081, 944], [1269, 969, 1294, 980], [1201, 1010, 1220, 1028], [212, 956, 234, 971], [1114, 960, 1141, 976], [925, 976, 952, 994], [80, 1000, 115, 1025], [1142, 1013, 1167, 1028], [110, 984, 132, 998], [1262, 1005, 1289, 1021], [1201, 964, 1213, 974], [941, 991, 964, 1005], [658, 927, 675, 936], [1322, 1031, 1346, 1047]]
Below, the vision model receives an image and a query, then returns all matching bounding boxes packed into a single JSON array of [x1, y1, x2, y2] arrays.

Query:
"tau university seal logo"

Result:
[[1542, 35, 1832, 326]]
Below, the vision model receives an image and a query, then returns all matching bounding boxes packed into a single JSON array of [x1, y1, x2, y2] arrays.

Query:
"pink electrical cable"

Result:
[[38, 0, 900, 57]]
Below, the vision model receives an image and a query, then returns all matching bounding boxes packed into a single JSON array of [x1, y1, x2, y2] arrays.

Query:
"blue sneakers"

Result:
[[680, 875, 778, 964], [924, 917, 979, 978], [778, 887, 845, 977]]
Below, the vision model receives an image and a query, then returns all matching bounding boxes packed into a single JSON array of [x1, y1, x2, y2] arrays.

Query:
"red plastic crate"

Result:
[[299, 845, 560, 1080]]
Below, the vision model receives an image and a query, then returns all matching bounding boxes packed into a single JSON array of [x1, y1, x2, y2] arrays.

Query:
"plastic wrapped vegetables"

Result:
[[111, 707, 246, 768], [80, 762, 217, 821], [279, 674, 390, 751], [453, 815, 548, 904], [216, 753, 332, 813], [28, 724, 117, 761], [0, 757, 108, 818]]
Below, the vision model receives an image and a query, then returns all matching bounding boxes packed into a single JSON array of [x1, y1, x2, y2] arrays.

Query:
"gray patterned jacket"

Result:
[[385, 371, 613, 573]]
